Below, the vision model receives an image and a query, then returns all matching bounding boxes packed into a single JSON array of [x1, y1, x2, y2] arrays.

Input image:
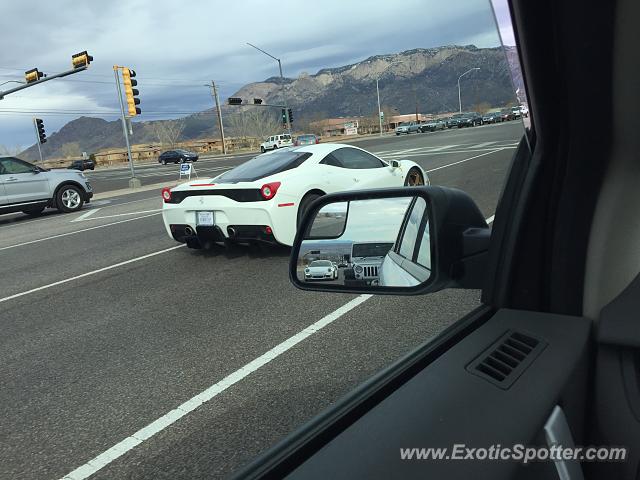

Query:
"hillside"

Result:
[[20, 45, 522, 160]]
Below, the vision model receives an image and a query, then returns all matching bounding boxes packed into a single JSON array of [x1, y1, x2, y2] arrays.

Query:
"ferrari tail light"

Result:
[[161, 187, 172, 203], [260, 182, 281, 200]]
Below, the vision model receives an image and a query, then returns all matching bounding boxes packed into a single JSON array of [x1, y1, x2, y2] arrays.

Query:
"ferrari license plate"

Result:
[[196, 211, 214, 226]]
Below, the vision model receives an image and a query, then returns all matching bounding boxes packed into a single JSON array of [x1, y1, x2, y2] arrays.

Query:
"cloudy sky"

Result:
[[0, 0, 514, 149]]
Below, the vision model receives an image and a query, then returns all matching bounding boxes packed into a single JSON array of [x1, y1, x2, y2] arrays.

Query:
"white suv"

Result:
[[260, 134, 293, 152], [0, 156, 93, 216]]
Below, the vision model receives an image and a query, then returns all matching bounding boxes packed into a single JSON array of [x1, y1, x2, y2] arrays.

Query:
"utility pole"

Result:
[[376, 79, 383, 136], [210, 81, 227, 155], [113, 66, 140, 188], [32, 118, 44, 163]]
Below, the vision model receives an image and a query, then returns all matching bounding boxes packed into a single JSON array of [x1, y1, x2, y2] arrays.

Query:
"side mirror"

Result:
[[32, 166, 41, 174], [289, 187, 491, 295], [390, 160, 401, 169]]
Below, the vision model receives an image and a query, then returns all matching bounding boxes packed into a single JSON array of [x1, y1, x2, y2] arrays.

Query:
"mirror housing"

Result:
[[390, 160, 401, 169], [32, 166, 41, 174], [289, 186, 491, 295]]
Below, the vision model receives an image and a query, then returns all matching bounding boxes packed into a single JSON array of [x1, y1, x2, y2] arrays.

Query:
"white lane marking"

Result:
[[0, 213, 161, 252], [71, 208, 101, 223], [388, 147, 424, 155], [468, 141, 497, 149], [380, 146, 517, 158], [486, 215, 495, 224], [0, 245, 184, 304], [426, 144, 459, 152], [60, 293, 373, 480], [74, 209, 162, 222], [426, 149, 505, 173]]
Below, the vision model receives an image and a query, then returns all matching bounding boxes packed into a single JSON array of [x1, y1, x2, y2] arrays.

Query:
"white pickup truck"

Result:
[[260, 134, 293, 152]]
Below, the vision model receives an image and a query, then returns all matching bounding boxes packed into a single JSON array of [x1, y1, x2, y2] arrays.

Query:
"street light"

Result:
[[247, 42, 291, 134], [457, 67, 480, 113], [376, 78, 383, 136]]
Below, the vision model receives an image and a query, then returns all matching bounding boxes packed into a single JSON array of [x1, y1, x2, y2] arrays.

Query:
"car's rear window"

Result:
[[215, 150, 312, 183], [352, 243, 394, 257], [279, 135, 292, 140]]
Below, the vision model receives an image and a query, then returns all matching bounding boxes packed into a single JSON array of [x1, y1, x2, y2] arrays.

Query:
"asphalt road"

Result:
[[0, 120, 525, 479]]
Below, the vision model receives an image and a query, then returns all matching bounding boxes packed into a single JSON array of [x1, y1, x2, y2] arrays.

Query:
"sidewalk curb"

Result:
[[92, 180, 189, 201]]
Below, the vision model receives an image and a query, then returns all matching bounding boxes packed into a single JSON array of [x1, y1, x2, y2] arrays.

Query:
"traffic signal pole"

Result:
[[113, 66, 140, 188], [32, 118, 44, 163]]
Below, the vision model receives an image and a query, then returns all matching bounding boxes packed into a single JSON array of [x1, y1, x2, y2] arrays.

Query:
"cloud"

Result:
[[0, 0, 511, 148]]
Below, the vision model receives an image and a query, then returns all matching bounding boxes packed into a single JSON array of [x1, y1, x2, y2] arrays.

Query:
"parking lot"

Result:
[[0, 121, 523, 479]]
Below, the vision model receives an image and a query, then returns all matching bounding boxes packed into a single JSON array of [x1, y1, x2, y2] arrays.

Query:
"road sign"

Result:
[[179, 162, 193, 180]]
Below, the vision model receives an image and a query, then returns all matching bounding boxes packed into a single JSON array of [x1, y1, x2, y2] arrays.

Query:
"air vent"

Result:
[[466, 330, 547, 389]]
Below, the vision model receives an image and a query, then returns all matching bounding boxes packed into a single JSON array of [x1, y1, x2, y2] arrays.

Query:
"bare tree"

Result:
[[0, 144, 23, 156], [150, 118, 186, 147], [244, 108, 282, 139]]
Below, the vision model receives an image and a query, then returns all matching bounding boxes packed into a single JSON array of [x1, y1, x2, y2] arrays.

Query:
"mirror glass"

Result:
[[297, 196, 432, 289]]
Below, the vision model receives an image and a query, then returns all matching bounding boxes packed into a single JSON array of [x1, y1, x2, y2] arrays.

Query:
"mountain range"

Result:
[[20, 45, 522, 161]]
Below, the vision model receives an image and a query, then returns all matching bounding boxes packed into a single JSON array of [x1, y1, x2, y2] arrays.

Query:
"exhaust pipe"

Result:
[[184, 226, 194, 236], [227, 226, 237, 238]]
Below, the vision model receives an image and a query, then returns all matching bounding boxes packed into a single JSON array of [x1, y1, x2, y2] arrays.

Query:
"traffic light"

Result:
[[288, 108, 293, 123], [228, 97, 242, 105], [253, 98, 263, 105], [281, 108, 287, 124], [122, 68, 141, 116], [25, 68, 44, 83], [35, 118, 46, 144], [72, 51, 93, 69]]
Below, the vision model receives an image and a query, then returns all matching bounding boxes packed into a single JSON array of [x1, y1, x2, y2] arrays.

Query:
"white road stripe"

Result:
[[59, 294, 373, 480], [426, 144, 459, 152], [486, 215, 495, 224], [71, 208, 101, 223], [0, 213, 161, 251], [381, 146, 517, 158], [426, 149, 505, 173], [469, 141, 497, 149], [75, 209, 162, 222], [0, 245, 184, 304]]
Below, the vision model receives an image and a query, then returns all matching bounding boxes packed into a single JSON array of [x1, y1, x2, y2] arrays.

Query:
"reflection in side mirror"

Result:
[[390, 160, 400, 169], [296, 195, 431, 289]]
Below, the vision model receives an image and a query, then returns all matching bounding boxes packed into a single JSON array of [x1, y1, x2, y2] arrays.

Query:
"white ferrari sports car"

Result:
[[161, 143, 429, 248]]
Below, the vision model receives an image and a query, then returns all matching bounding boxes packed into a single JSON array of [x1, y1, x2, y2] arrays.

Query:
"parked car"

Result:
[[500, 108, 516, 121], [294, 134, 320, 146], [418, 119, 446, 132], [0, 156, 93, 215], [161, 144, 429, 248], [481, 111, 503, 124], [304, 260, 338, 281], [67, 159, 95, 171], [260, 134, 293, 152], [456, 112, 483, 127], [395, 122, 420, 135], [158, 149, 199, 165], [510, 106, 522, 120], [446, 113, 466, 128]]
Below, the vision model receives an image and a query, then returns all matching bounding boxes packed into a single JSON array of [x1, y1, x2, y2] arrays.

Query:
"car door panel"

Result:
[[0, 158, 50, 204], [0, 182, 7, 206], [269, 309, 591, 480]]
